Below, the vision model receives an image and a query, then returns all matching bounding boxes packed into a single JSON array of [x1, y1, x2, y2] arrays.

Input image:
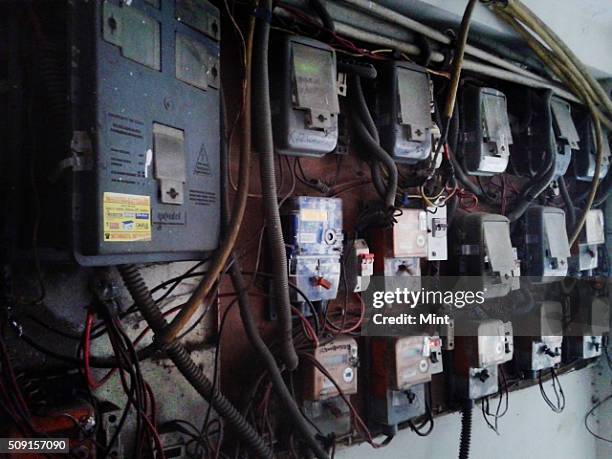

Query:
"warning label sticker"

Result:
[[103, 192, 151, 242]]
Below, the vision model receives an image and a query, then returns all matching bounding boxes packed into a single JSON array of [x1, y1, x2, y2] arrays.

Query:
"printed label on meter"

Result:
[[103, 192, 152, 242]]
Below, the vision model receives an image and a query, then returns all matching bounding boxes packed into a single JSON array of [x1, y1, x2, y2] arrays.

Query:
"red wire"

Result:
[[291, 306, 319, 346], [83, 311, 115, 390]]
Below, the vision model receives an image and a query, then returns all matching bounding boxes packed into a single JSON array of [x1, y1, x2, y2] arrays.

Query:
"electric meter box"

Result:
[[282, 197, 343, 302], [371, 335, 443, 392], [461, 86, 513, 176], [270, 34, 340, 157], [516, 206, 571, 280], [303, 337, 358, 401], [574, 119, 611, 181], [369, 208, 428, 259], [453, 320, 513, 401], [370, 384, 427, 434], [564, 336, 604, 360], [376, 61, 433, 164], [452, 212, 520, 298], [67, 0, 221, 265], [573, 209, 606, 272], [509, 92, 579, 178], [515, 302, 563, 376]]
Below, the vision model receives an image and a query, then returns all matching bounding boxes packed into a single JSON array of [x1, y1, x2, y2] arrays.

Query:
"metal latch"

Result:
[[153, 123, 186, 205], [397, 67, 431, 143]]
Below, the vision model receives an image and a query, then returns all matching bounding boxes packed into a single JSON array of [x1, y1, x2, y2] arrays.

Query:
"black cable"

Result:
[[507, 90, 557, 222], [201, 298, 236, 442], [458, 401, 473, 459], [252, 0, 298, 372], [337, 61, 377, 80], [538, 367, 565, 413], [348, 76, 398, 208], [584, 393, 612, 443], [117, 264, 273, 459], [308, 0, 335, 32], [408, 386, 434, 436]]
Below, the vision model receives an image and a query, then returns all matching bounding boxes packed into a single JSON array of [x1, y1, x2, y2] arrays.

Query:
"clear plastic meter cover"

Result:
[[291, 42, 339, 114]]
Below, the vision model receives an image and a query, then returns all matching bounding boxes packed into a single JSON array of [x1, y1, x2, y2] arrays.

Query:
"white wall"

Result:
[[337, 366, 611, 459]]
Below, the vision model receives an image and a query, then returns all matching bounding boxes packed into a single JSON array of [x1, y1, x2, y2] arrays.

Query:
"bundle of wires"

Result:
[[92, 304, 165, 459], [0, 326, 37, 438], [481, 366, 509, 434]]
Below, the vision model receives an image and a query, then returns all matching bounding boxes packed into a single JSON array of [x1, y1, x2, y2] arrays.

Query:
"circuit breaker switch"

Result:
[[153, 123, 186, 205]]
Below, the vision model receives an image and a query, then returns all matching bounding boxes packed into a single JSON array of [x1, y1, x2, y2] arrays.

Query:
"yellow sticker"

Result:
[[300, 209, 328, 222], [103, 192, 151, 242]]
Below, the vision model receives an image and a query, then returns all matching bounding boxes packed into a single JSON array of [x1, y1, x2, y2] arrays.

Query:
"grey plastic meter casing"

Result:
[[516, 206, 571, 281], [376, 61, 433, 164], [461, 86, 513, 176], [270, 35, 339, 157], [574, 118, 611, 182], [453, 212, 520, 298]]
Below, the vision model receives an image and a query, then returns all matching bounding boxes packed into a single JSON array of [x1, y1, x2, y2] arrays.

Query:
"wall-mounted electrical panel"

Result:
[[573, 209, 606, 272], [62, 0, 221, 265], [574, 119, 611, 181], [370, 335, 442, 432], [376, 61, 433, 164], [515, 301, 563, 377], [270, 35, 339, 157], [509, 93, 579, 178], [345, 239, 374, 292], [303, 337, 359, 401], [515, 206, 571, 280], [452, 212, 520, 298], [282, 197, 343, 302], [453, 320, 513, 401], [461, 86, 513, 176]]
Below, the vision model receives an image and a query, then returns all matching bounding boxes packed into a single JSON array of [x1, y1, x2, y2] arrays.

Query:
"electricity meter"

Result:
[[574, 118, 611, 181], [270, 35, 340, 157], [461, 86, 513, 176], [516, 206, 571, 280], [509, 92, 579, 178], [376, 61, 433, 164], [515, 301, 563, 377], [303, 337, 358, 401], [370, 335, 442, 433], [453, 320, 513, 401], [572, 209, 605, 272], [371, 335, 443, 391], [452, 212, 520, 298], [281, 197, 343, 302]]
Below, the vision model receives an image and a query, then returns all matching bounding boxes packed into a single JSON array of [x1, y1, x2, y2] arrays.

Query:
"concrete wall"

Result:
[[338, 364, 611, 459]]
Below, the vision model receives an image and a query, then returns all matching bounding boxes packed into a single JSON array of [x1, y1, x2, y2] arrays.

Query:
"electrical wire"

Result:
[[160, 3, 255, 344], [538, 367, 565, 413], [585, 393, 612, 443]]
